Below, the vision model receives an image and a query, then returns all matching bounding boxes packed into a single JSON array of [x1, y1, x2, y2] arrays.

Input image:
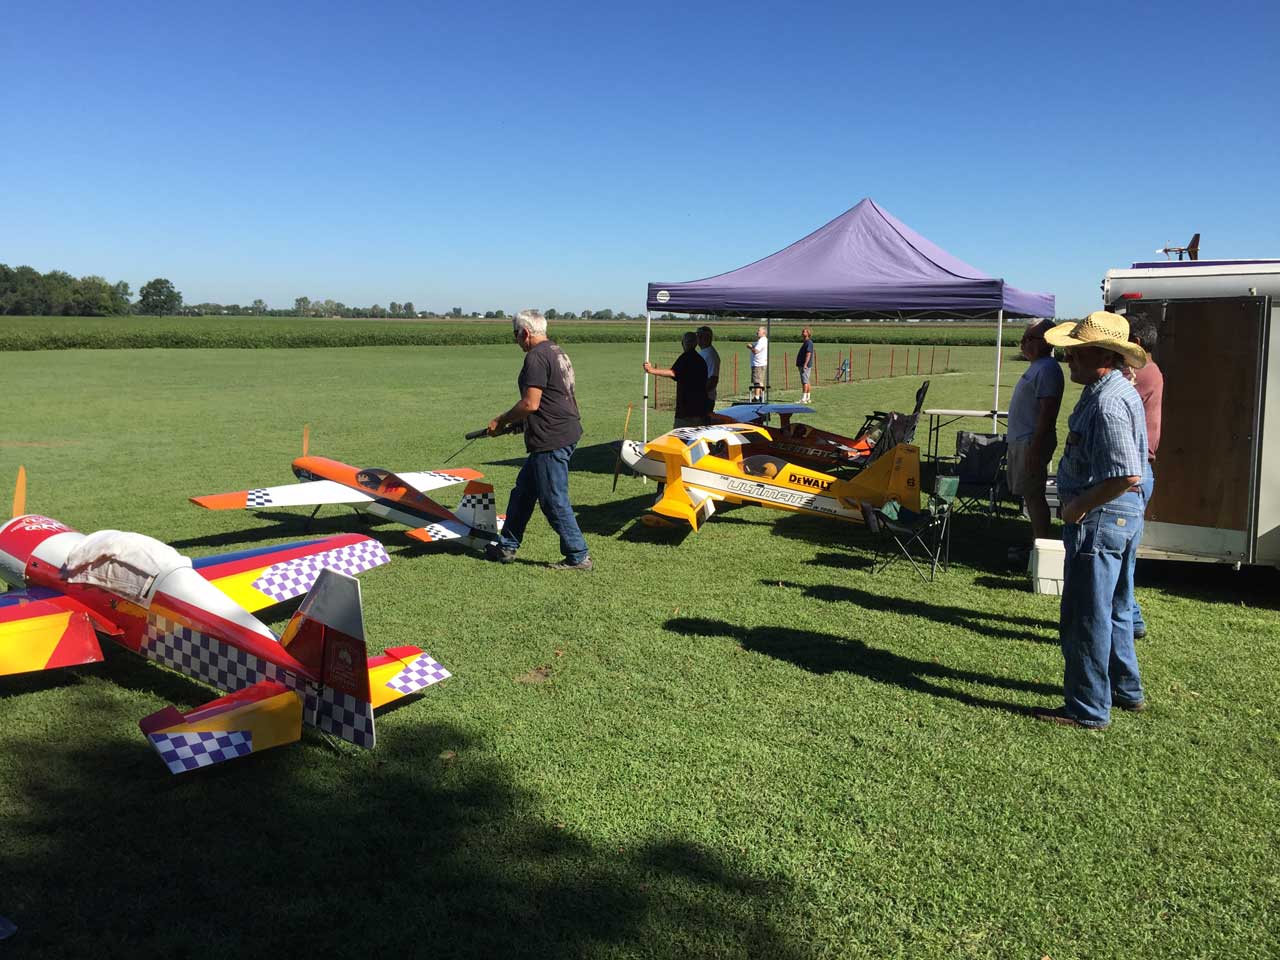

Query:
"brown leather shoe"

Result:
[[1033, 707, 1109, 730], [1112, 697, 1148, 713]]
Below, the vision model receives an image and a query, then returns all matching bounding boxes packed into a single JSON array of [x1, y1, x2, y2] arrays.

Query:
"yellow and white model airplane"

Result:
[[620, 424, 920, 532]]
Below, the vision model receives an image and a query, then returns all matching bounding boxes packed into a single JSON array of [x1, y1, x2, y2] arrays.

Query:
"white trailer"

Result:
[[1103, 259, 1280, 567]]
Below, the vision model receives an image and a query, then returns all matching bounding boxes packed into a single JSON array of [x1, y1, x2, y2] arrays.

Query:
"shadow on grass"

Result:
[[664, 616, 1053, 714], [766, 580, 1058, 643], [805, 551, 875, 572], [0, 686, 807, 959], [573, 493, 656, 537]]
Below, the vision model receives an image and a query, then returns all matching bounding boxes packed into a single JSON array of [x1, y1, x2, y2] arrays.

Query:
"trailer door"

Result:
[[1141, 297, 1267, 562]]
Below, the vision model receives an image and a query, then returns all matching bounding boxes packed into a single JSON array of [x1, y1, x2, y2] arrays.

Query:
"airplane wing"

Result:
[[193, 533, 391, 613], [0, 587, 106, 677], [191, 479, 374, 510], [140, 678, 303, 775], [395, 468, 485, 494]]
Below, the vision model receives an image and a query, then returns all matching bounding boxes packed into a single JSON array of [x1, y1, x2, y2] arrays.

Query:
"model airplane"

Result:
[[191, 431, 500, 548], [1157, 233, 1200, 261], [694, 381, 929, 474], [0, 471, 448, 775], [619, 423, 920, 532]]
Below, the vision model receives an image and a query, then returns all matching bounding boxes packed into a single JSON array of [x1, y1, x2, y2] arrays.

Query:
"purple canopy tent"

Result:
[[641, 198, 1054, 437]]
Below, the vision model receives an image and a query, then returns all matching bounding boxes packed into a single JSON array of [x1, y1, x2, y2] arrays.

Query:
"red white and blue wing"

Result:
[[191, 479, 374, 511], [194, 533, 391, 613], [397, 469, 485, 494], [0, 587, 106, 677]]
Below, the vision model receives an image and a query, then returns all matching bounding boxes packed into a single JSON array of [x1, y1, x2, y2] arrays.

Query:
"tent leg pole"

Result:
[[992, 309, 1004, 432], [643, 311, 651, 443]]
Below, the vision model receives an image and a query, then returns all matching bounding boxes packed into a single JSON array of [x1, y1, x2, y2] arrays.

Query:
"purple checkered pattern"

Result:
[[316, 688, 375, 748], [252, 539, 390, 603], [148, 730, 252, 774], [385, 654, 451, 695]]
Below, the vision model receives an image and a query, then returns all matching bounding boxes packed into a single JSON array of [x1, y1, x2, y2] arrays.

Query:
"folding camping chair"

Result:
[[943, 431, 1009, 518], [832, 358, 851, 382], [849, 380, 932, 470], [861, 474, 958, 583]]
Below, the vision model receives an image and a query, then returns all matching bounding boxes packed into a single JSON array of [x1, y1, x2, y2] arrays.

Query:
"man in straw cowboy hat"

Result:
[[1036, 311, 1150, 729]]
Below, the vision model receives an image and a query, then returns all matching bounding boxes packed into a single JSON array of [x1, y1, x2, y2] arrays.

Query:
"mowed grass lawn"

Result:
[[1, 341, 1277, 959]]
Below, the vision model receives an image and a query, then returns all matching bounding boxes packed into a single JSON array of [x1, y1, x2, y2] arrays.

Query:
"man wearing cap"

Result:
[[1037, 312, 1150, 729], [1005, 319, 1064, 558]]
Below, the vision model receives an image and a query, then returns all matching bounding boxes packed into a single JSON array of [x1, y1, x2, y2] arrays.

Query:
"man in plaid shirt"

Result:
[[1039, 313, 1151, 729]]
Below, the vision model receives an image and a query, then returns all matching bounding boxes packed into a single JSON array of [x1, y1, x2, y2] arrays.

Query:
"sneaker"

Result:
[[484, 543, 516, 564], [1133, 627, 1147, 640], [549, 556, 593, 572]]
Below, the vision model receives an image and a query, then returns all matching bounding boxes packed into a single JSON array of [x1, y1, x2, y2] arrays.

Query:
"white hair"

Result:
[[513, 309, 547, 337]]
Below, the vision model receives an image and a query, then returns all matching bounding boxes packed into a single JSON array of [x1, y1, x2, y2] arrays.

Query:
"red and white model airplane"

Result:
[[0, 470, 449, 775], [191, 431, 500, 548]]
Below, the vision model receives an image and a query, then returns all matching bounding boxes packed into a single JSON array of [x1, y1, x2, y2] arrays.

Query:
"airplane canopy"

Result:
[[646, 198, 1053, 319], [64, 530, 191, 605]]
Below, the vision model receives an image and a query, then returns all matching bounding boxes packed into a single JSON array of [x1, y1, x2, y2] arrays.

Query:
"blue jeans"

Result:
[[498, 444, 589, 563], [1130, 466, 1154, 635], [1060, 490, 1146, 726]]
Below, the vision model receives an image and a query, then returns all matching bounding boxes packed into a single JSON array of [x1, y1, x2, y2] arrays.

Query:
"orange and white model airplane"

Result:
[[0, 469, 447, 775], [192, 430, 500, 548]]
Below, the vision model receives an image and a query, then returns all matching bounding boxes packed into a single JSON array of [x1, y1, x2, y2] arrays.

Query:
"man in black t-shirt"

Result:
[[484, 309, 591, 571], [643, 332, 710, 428]]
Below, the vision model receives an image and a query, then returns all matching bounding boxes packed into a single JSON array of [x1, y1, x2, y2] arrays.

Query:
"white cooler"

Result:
[[1030, 538, 1065, 595]]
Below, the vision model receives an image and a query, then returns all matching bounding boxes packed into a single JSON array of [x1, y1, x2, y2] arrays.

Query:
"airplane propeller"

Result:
[[612, 403, 634, 492], [302, 424, 310, 457], [11, 465, 25, 518]]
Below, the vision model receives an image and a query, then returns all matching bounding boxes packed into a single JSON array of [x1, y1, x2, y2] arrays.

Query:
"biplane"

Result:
[[619, 424, 920, 532], [191, 431, 500, 548], [0, 472, 448, 775]]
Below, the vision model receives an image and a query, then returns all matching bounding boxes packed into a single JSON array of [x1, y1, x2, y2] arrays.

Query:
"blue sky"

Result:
[[3, 0, 1276, 317]]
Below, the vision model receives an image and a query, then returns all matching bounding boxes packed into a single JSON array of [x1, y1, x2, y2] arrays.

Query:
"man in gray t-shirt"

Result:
[[1006, 320, 1064, 548], [485, 309, 591, 571]]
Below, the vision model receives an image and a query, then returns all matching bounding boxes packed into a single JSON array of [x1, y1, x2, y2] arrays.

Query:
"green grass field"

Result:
[[1, 341, 1277, 959], [0, 315, 1028, 350]]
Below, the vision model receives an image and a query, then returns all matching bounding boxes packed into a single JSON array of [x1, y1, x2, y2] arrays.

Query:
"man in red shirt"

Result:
[[1127, 316, 1163, 640]]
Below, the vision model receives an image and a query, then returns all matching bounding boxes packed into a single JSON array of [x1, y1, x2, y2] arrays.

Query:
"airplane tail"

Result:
[[455, 480, 499, 537], [1187, 233, 1200, 261], [838, 442, 921, 514], [280, 567, 451, 744]]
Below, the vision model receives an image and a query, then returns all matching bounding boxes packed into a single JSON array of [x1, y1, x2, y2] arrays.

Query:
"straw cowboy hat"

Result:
[[1044, 311, 1147, 369]]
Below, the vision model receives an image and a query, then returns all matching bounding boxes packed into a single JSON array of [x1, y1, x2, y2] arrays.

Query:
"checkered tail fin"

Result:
[[455, 480, 498, 537], [279, 568, 377, 749]]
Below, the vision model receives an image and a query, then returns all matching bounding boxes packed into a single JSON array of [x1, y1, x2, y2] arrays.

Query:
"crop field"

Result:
[[1, 340, 1277, 959], [0, 315, 1031, 351]]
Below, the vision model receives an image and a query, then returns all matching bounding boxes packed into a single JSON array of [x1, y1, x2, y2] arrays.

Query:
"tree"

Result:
[[294, 296, 311, 316], [545, 308, 558, 320], [450, 306, 462, 317], [251, 299, 267, 315], [138, 278, 182, 316], [390, 302, 401, 316], [403, 301, 415, 317]]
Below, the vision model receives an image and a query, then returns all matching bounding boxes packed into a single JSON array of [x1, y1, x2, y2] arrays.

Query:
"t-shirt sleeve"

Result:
[[522, 350, 552, 391]]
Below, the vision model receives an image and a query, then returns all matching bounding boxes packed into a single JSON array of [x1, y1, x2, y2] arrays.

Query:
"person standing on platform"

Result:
[[1036, 312, 1149, 729], [1126, 315, 1164, 640], [485, 309, 592, 571], [1005, 319, 1064, 562], [748, 325, 768, 402], [697, 325, 721, 411], [644, 331, 710, 428], [796, 327, 814, 403]]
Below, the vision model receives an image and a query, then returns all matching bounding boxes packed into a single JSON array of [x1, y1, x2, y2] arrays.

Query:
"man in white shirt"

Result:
[[748, 325, 768, 401], [697, 325, 721, 409]]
